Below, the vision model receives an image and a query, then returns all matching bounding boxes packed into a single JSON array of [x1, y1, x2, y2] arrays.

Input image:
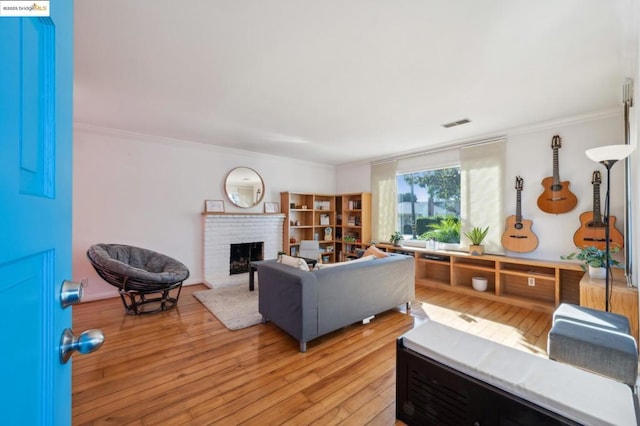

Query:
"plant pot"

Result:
[[437, 242, 459, 251], [472, 276, 488, 292], [469, 244, 484, 256], [588, 265, 606, 279]]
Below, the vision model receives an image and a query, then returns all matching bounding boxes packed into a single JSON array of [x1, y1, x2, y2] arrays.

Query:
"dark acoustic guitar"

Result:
[[537, 135, 577, 214], [573, 170, 624, 250], [502, 176, 538, 252]]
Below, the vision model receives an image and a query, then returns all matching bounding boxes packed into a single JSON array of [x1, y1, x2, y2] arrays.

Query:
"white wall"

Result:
[[504, 113, 625, 263], [336, 112, 630, 264], [335, 164, 371, 194], [74, 111, 637, 300], [73, 126, 335, 300]]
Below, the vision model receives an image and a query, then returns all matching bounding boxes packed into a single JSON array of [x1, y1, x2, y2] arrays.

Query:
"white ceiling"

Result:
[[74, 0, 637, 166]]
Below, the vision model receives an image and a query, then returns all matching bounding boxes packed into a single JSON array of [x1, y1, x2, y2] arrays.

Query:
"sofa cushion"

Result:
[[363, 244, 390, 258], [548, 318, 638, 385], [316, 254, 376, 269], [278, 254, 310, 271]]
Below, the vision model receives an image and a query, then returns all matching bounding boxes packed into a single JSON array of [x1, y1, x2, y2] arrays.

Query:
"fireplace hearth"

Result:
[[203, 213, 284, 287], [229, 242, 263, 275]]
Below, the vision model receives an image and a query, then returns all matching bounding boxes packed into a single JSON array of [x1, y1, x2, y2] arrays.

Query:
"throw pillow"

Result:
[[363, 244, 390, 259], [278, 254, 310, 271]]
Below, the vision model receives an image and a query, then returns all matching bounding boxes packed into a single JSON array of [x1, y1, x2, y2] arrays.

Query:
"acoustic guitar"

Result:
[[572, 170, 624, 250], [502, 176, 538, 252], [537, 135, 577, 214]]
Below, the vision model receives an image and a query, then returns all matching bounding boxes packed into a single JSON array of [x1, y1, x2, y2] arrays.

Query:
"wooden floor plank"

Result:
[[73, 283, 552, 425]]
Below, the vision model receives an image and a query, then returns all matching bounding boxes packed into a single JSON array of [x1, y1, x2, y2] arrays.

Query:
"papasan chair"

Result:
[[87, 243, 190, 315]]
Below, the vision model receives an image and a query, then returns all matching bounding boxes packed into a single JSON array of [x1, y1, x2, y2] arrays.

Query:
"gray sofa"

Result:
[[257, 253, 415, 352]]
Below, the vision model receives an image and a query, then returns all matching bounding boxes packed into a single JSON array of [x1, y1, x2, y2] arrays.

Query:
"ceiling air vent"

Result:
[[442, 118, 471, 128]]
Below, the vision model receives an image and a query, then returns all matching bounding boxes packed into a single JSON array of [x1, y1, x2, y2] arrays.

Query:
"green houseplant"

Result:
[[390, 231, 403, 246], [464, 226, 489, 255], [561, 246, 622, 278], [422, 216, 461, 244]]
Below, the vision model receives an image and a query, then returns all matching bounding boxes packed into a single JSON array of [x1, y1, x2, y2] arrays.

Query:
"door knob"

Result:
[[60, 280, 84, 308], [60, 328, 104, 364]]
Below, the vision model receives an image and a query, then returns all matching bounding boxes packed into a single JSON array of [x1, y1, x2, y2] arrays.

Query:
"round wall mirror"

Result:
[[224, 167, 265, 208]]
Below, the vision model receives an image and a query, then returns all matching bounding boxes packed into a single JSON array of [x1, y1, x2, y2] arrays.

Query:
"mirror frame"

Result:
[[224, 167, 265, 208]]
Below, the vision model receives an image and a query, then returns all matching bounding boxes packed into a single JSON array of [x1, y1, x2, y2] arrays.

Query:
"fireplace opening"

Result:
[[229, 242, 264, 275]]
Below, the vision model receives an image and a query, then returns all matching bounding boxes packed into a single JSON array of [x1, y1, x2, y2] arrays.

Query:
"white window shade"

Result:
[[397, 148, 460, 173], [460, 139, 506, 254], [371, 160, 397, 243]]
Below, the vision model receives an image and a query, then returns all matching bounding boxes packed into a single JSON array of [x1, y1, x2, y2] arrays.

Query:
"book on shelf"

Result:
[[348, 199, 361, 210]]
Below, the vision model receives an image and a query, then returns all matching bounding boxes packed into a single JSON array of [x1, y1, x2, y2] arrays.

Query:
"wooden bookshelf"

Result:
[[281, 192, 371, 263]]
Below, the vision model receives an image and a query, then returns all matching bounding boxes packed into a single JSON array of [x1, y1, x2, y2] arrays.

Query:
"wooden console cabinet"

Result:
[[376, 243, 584, 313]]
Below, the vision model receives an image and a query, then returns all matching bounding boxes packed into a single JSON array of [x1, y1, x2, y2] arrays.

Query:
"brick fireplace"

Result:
[[203, 214, 285, 287]]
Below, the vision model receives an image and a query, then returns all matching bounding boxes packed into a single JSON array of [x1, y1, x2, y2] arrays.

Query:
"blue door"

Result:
[[0, 2, 76, 424]]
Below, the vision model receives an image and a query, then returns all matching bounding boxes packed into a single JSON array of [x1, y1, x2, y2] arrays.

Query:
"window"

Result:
[[372, 138, 504, 252], [397, 167, 461, 242]]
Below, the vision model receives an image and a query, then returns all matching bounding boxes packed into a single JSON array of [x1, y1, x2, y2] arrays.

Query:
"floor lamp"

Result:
[[585, 144, 635, 312]]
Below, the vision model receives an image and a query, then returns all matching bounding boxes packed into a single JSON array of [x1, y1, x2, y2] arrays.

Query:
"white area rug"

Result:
[[193, 284, 262, 330]]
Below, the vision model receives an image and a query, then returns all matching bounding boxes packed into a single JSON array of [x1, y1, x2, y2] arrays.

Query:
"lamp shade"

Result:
[[585, 144, 635, 163]]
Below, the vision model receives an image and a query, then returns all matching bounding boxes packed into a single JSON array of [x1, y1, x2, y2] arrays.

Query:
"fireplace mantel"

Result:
[[202, 213, 285, 288]]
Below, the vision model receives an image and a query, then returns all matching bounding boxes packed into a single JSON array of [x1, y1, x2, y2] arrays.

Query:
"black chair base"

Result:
[[119, 282, 183, 315]]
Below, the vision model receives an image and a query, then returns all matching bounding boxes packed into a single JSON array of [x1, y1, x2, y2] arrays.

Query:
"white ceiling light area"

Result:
[[73, 0, 637, 165]]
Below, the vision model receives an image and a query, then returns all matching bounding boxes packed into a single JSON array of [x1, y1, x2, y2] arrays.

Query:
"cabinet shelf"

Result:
[[416, 277, 451, 288], [454, 264, 495, 273], [500, 269, 554, 281], [375, 243, 583, 313], [417, 258, 451, 266]]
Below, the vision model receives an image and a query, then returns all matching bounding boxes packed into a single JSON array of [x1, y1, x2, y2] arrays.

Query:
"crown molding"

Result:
[[73, 122, 334, 169]]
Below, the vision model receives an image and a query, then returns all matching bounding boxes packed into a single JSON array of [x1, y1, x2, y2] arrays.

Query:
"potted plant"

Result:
[[561, 246, 622, 279], [390, 231, 403, 247], [464, 226, 489, 255]]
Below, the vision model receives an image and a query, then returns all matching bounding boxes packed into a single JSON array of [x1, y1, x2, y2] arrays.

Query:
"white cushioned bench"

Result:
[[397, 319, 638, 425]]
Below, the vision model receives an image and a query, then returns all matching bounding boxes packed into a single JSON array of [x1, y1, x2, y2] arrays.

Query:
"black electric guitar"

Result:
[[502, 176, 539, 252], [537, 135, 578, 214], [573, 170, 624, 249]]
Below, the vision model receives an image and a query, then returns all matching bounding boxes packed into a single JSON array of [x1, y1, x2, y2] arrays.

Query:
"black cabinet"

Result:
[[396, 341, 578, 426]]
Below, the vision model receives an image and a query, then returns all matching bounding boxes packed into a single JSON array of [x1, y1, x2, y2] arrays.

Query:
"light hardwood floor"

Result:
[[72, 284, 552, 425]]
